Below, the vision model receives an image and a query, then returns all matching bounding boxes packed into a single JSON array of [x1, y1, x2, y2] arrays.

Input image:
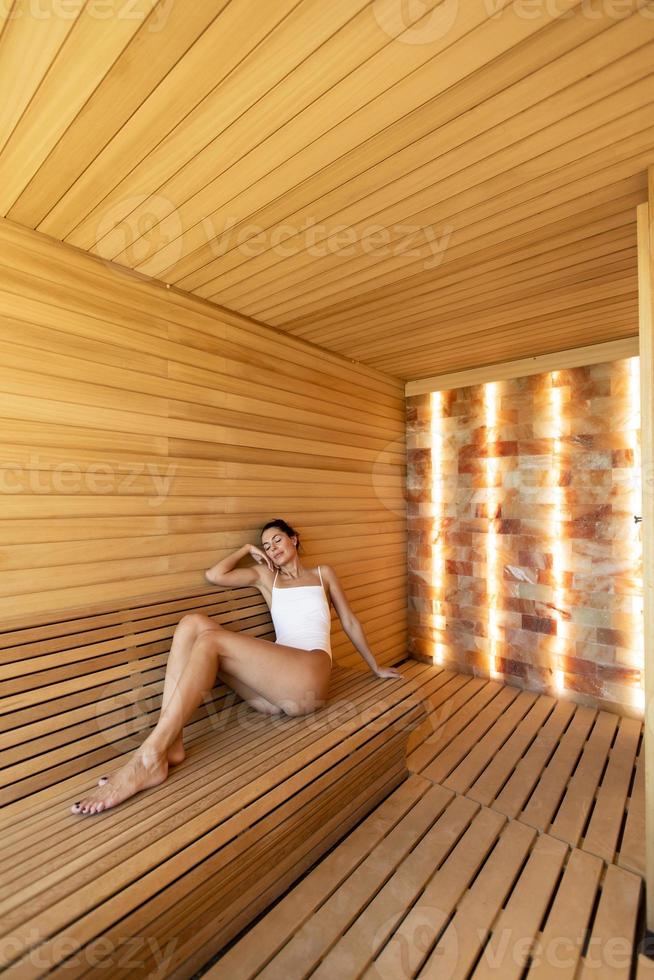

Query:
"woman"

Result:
[[71, 519, 402, 815]]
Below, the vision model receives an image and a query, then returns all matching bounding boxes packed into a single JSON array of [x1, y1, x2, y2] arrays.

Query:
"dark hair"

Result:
[[260, 518, 301, 553]]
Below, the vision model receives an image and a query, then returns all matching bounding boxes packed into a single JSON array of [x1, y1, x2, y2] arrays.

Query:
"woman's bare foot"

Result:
[[71, 747, 168, 815], [96, 737, 185, 787]]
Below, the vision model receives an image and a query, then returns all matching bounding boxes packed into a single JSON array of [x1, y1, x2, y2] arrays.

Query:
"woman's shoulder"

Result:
[[317, 564, 339, 589], [255, 565, 277, 595]]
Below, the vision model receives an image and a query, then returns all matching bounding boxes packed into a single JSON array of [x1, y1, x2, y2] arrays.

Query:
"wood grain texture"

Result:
[[0, 651, 428, 979], [0, 220, 406, 669], [0, 2, 650, 379]]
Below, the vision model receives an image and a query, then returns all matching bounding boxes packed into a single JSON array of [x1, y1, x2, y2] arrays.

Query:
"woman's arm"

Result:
[[322, 565, 402, 679], [205, 543, 273, 588]]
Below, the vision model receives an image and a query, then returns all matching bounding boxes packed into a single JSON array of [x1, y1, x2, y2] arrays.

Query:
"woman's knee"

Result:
[[177, 612, 215, 637], [190, 627, 224, 659]]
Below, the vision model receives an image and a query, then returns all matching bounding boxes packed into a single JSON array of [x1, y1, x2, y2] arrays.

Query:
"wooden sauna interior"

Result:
[[1, 1, 654, 976]]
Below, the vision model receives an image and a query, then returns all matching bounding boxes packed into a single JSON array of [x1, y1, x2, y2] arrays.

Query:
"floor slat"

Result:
[[202, 669, 647, 980]]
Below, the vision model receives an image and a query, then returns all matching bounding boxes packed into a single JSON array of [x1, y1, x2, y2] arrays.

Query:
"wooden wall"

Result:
[[0, 219, 407, 669]]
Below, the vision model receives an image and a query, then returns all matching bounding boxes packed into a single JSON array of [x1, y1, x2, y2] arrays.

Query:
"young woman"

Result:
[[71, 519, 402, 815]]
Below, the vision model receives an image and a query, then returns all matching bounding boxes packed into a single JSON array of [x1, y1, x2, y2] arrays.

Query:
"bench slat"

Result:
[[406, 677, 499, 773], [618, 746, 646, 876], [300, 792, 480, 980], [549, 711, 619, 847], [201, 772, 433, 980], [465, 694, 557, 807], [2, 585, 422, 979], [0, 585, 251, 641], [583, 716, 642, 865], [99, 725, 413, 978], [0, 591, 266, 660], [1, 669, 426, 973], [0, 668, 389, 865], [251, 781, 457, 980]]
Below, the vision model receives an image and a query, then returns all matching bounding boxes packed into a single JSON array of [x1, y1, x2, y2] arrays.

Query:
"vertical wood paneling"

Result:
[[0, 219, 407, 668], [636, 187, 654, 928]]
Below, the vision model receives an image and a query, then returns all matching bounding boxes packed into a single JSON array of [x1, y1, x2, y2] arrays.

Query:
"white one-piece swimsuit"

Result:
[[270, 566, 332, 659]]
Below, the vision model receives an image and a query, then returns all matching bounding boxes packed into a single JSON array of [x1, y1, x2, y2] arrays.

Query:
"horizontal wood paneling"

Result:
[[0, 220, 406, 668], [0, 1, 650, 379]]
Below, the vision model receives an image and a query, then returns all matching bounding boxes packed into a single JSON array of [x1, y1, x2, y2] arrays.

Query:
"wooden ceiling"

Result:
[[1, 0, 652, 382]]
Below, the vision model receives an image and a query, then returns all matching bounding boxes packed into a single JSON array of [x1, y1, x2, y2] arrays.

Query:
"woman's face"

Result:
[[261, 528, 297, 566]]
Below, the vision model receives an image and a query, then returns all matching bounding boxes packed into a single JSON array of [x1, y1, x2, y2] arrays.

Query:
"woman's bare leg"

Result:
[[157, 614, 205, 764], [94, 618, 284, 791], [72, 618, 222, 815], [152, 613, 225, 764], [217, 668, 284, 716], [157, 614, 283, 726], [71, 624, 330, 815], [95, 613, 231, 788], [162, 617, 282, 719]]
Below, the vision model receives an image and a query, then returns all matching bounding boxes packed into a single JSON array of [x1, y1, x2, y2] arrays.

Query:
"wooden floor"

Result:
[[205, 663, 647, 979]]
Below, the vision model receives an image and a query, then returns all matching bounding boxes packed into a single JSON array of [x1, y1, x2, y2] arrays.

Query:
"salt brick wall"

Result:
[[406, 359, 643, 717]]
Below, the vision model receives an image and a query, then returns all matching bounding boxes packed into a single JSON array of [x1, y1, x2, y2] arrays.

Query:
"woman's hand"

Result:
[[374, 666, 403, 680], [248, 544, 275, 571]]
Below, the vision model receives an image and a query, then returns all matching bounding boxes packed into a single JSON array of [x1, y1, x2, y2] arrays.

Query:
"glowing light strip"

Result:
[[431, 391, 445, 665], [551, 372, 565, 693], [484, 382, 500, 678], [629, 356, 645, 712]]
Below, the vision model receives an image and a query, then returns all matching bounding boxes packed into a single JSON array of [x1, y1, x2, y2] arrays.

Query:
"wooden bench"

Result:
[[0, 585, 427, 977]]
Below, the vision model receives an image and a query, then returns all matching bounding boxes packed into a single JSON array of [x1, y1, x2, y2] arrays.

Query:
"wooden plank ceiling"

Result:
[[1, 0, 652, 382]]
